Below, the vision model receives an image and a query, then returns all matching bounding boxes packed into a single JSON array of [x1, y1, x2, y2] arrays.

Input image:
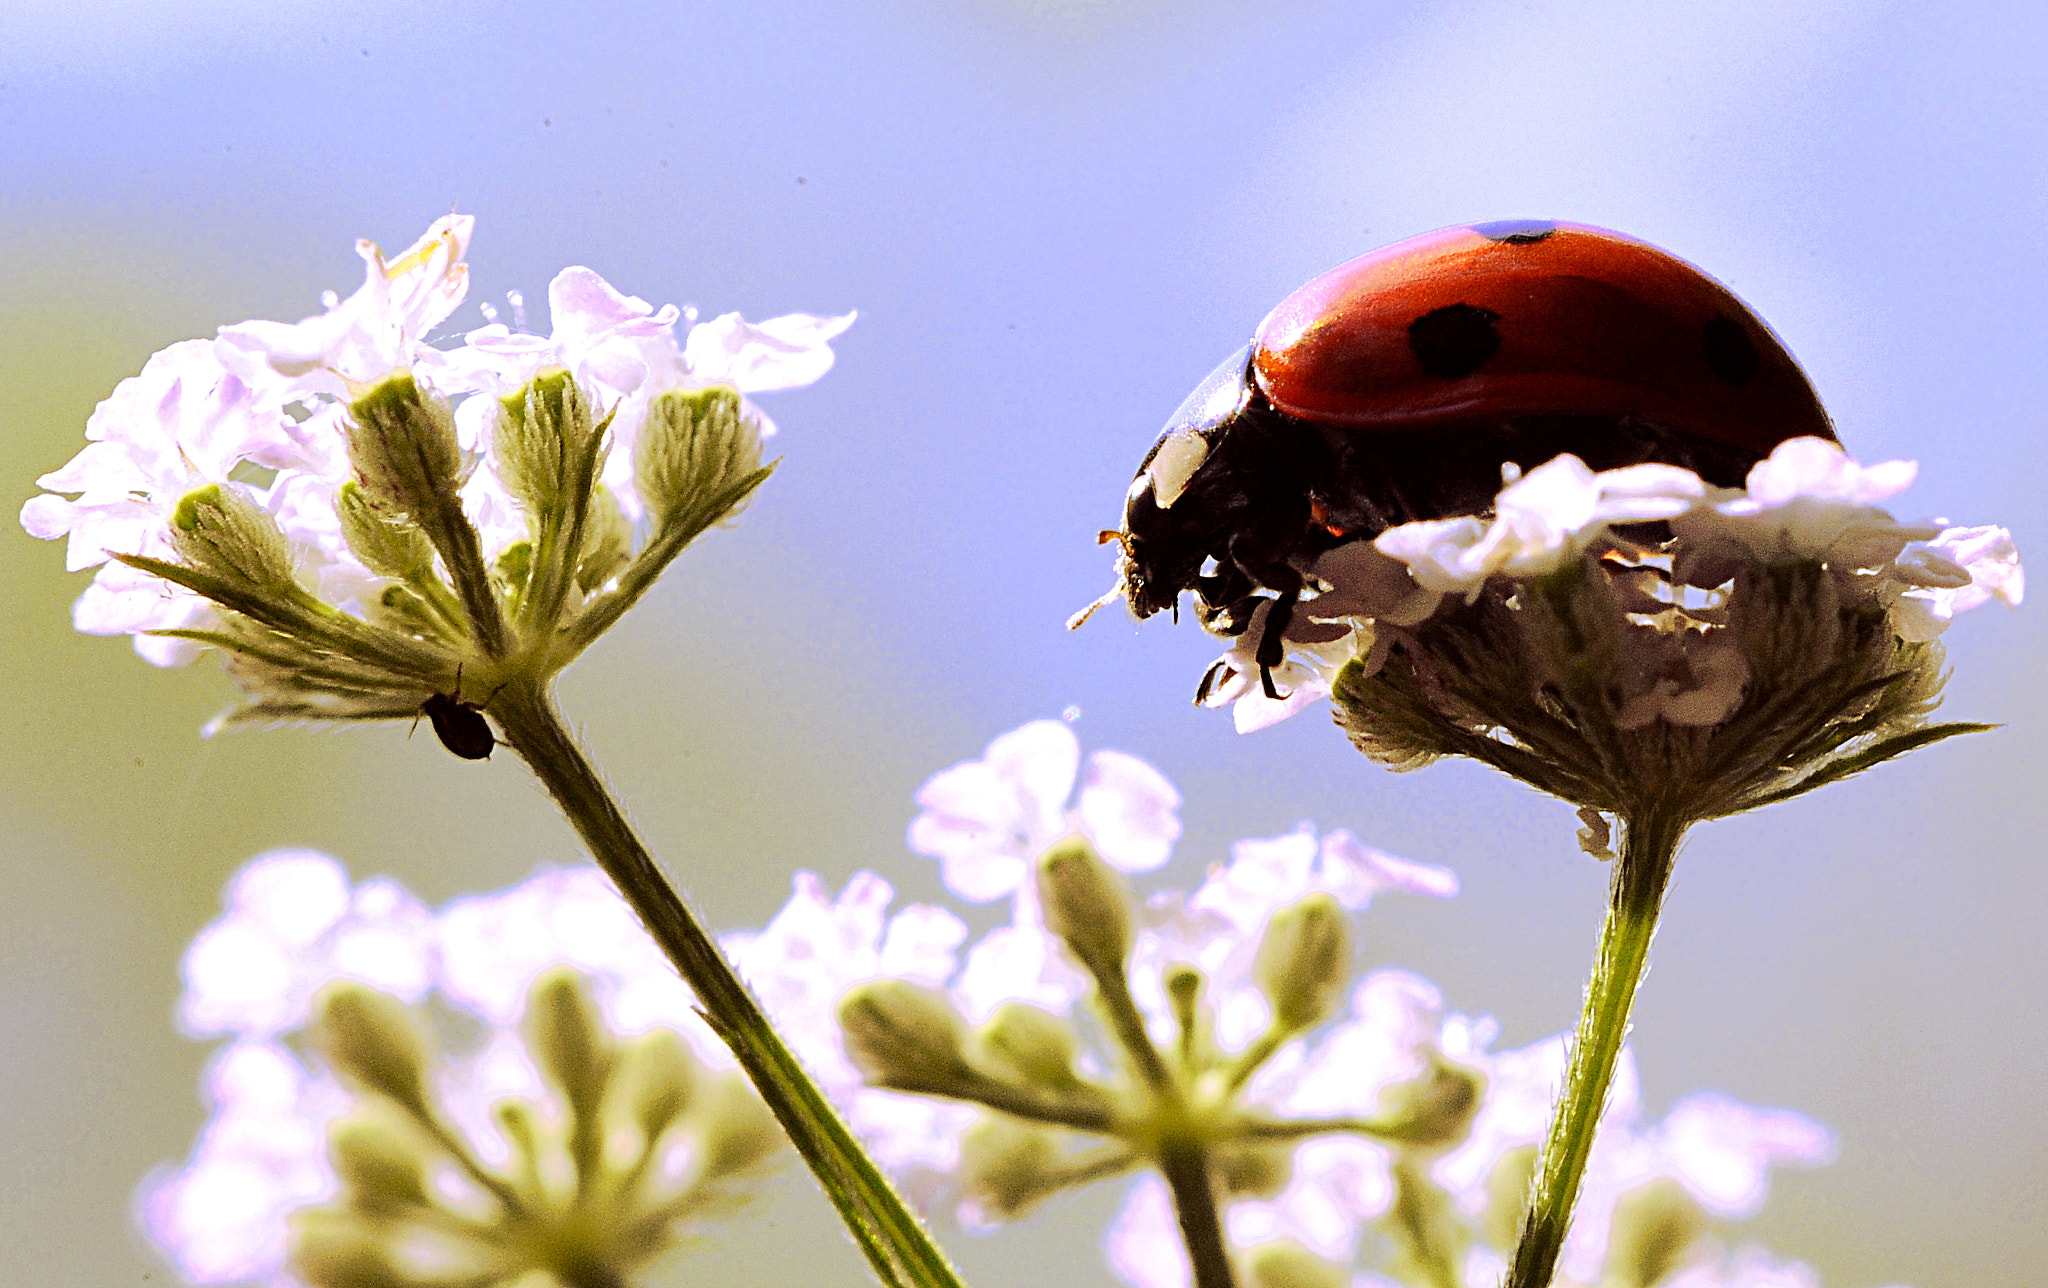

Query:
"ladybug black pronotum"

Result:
[[1111, 220, 1837, 674]]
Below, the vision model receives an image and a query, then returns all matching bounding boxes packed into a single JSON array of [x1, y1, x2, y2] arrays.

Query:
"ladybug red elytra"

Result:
[[1105, 220, 1836, 684]]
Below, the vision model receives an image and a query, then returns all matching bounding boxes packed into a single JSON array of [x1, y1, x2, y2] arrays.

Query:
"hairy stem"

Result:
[[1504, 806, 1686, 1288], [491, 679, 966, 1288]]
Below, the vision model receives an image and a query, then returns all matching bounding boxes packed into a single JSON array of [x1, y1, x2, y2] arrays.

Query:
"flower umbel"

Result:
[[1180, 441, 2019, 820], [753, 724, 1884, 1288], [293, 972, 779, 1288], [142, 854, 781, 1288], [21, 217, 853, 743]]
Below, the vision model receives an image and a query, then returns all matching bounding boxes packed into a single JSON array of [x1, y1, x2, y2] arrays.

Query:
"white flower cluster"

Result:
[[745, 723, 1874, 1288], [1205, 439, 2022, 733], [21, 216, 852, 664], [146, 724, 1904, 1288], [141, 852, 737, 1287]]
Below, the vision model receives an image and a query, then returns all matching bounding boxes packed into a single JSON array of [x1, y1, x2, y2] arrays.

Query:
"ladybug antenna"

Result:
[[1066, 579, 1125, 632]]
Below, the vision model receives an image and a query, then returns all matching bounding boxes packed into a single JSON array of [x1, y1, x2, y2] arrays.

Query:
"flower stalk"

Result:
[[490, 677, 967, 1288], [1157, 1138, 1237, 1288], [1504, 805, 1684, 1288]]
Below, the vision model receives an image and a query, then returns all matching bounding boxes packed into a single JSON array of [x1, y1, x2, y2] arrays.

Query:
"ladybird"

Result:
[[422, 686, 495, 760], [1110, 220, 1836, 681]]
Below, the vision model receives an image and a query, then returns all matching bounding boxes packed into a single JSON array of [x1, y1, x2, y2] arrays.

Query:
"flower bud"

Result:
[[1165, 964, 1206, 1056], [1479, 1144, 1538, 1254], [838, 979, 979, 1096], [492, 1096, 569, 1206], [369, 583, 445, 638], [576, 486, 633, 592], [692, 1072, 782, 1181], [525, 968, 615, 1122], [337, 480, 435, 580], [329, 1111, 433, 1212], [974, 1001, 1083, 1090], [168, 482, 296, 592], [608, 1028, 699, 1147], [1254, 893, 1350, 1034], [1375, 1053, 1484, 1151], [311, 983, 434, 1120], [494, 368, 599, 521], [288, 1208, 410, 1288], [1602, 1177, 1708, 1288], [957, 1115, 1065, 1222], [1036, 836, 1133, 982], [345, 373, 463, 521], [1244, 1240, 1347, 1288], [1213, 1140, 1291, 1199], [495, 539, 535, 598], [634, 386, 764, 532]]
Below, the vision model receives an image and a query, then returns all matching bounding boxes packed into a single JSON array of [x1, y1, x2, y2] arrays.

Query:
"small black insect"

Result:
[[417, 666, 498, 760]]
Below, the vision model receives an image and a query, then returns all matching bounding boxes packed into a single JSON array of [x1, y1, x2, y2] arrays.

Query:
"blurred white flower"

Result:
[[1108, 981, 1836, 1288], [907, 719, 1183, 901], [178, 850, 434, 1039], [137, 1041, 349, 1286], [724, 871, 978, 1181], [143, 853, 772, 1287]]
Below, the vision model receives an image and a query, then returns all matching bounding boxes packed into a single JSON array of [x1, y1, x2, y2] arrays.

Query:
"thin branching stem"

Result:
[[490, 678, 966, 1288]]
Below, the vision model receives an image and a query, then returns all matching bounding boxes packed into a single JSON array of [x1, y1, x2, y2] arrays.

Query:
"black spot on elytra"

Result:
[[1472, 219, 1557, 245], [1408, 303, 1502, 379], [1702, 315, 1760, 385]]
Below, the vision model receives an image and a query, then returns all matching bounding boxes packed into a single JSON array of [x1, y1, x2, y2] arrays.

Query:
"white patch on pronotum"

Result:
[[1148, 428, 1210, 509]]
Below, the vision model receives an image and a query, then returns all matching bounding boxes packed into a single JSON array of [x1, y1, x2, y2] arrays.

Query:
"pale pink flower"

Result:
[[18, 340, 300, 663], [450, 266, 855, 520], [24, 216, 852, 666], [907, 719, 1183, 902], [1205, 438, 2020, 732], [214, 216, 474, 397]]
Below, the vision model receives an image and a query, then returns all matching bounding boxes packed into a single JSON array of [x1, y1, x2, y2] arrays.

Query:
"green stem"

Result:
[[490, 679, 966, 1288], [1504, 806, 1686, 1288], [1158, 1138, 1238, 1288]]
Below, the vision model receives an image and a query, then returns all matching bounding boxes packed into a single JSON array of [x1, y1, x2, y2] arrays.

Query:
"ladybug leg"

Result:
[[1255, 586, 1301, 699]]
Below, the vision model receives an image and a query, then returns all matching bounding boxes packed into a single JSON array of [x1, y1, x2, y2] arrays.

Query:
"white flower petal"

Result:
[[683, 309, 855, 392], [1076, 750, 1183, 874]]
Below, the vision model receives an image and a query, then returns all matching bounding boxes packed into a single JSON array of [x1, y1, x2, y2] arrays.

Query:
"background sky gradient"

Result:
[[2, 2, 2043, 1285]]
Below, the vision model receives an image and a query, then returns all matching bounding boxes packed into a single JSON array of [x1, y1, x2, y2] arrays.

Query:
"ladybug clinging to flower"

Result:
[[1091, 220, 1837, 690]]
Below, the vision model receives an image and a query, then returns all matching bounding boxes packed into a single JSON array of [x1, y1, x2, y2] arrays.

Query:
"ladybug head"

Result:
[[1115, 346, 1251, 619], [1117, 345, 1335, 624]]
